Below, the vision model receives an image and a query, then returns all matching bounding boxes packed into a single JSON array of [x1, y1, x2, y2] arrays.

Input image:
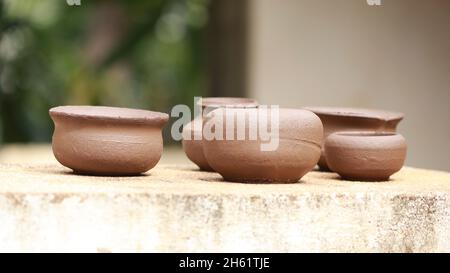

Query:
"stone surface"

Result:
[[0, 156, 449, 252]]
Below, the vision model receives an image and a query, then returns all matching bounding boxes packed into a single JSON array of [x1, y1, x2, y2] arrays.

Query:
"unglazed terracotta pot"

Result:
[[182, 117, 211, 170], [202, 108, 323, 183], [50, 106, 169, 175], [182, 97, 258, 171], [324, 132, 407, 181], [303, 107, 404, 170]]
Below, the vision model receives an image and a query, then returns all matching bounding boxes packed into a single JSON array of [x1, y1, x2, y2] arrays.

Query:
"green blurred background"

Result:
[[0, 0, 213, 143]]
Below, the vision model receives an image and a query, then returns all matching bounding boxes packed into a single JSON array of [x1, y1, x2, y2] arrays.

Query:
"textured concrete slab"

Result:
[[0, 144, 189, 165], [0, 161, 449, 252]]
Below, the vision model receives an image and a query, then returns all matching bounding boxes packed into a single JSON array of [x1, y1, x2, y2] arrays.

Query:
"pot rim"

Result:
[[49, 105, 169, 126], [325, 131, 406, 148], [303, 106, 404, 121]]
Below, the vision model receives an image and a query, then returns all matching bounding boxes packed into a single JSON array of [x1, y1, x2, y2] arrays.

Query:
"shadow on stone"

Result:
[[199, 176, 302, 185], [61, 170, 151, 178]]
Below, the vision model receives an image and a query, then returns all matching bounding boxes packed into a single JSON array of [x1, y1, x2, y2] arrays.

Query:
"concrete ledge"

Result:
[[0, 163, 449, 252]]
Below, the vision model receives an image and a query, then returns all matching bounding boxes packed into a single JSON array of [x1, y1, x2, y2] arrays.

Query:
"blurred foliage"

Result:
[[0, 0, 209, 143]]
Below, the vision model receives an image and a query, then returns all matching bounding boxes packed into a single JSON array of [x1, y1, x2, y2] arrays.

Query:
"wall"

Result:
[[247, 0, 450, 171]]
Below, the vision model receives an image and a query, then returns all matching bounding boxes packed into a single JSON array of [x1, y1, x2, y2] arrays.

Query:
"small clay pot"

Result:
[[202, 108, 323, 183], [182, 97, 258, 171], [324, 132, 407, 181], [303, 107, 404, 170], [49, 106, 169, 175], [182, 117, 212, 171]]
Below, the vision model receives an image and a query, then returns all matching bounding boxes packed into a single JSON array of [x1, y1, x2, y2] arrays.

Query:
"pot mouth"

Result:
[[198, 97, 258, 108], [49, 105, 169, 126], [303, 106, 404, 121]]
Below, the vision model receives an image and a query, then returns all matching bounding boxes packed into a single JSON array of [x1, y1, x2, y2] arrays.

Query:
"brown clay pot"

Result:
[[49, 105, 169, 175], [303, 107, 404, 170], [182, 97, 258, 171], [201, 108, 323, 183], [324, 132, 407, 181], [182, 117, 212, 170]]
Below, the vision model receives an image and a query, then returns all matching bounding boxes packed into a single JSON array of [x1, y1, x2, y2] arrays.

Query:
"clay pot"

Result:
[[182, 117, 212, 170], [49, 106, 169, 175], [202, 108, 323, 183], [182, 97, 258, 171], [324, 132, 407, 181], [303, 107, 404, 170]]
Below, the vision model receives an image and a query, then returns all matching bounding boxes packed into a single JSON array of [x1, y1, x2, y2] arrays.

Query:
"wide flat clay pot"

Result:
[[50, 106, 169, 175], [202, 108, 323, 183], [324, 132, 407, 181], [182, 97, 258, 171], [303, 107, 404, 170]]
